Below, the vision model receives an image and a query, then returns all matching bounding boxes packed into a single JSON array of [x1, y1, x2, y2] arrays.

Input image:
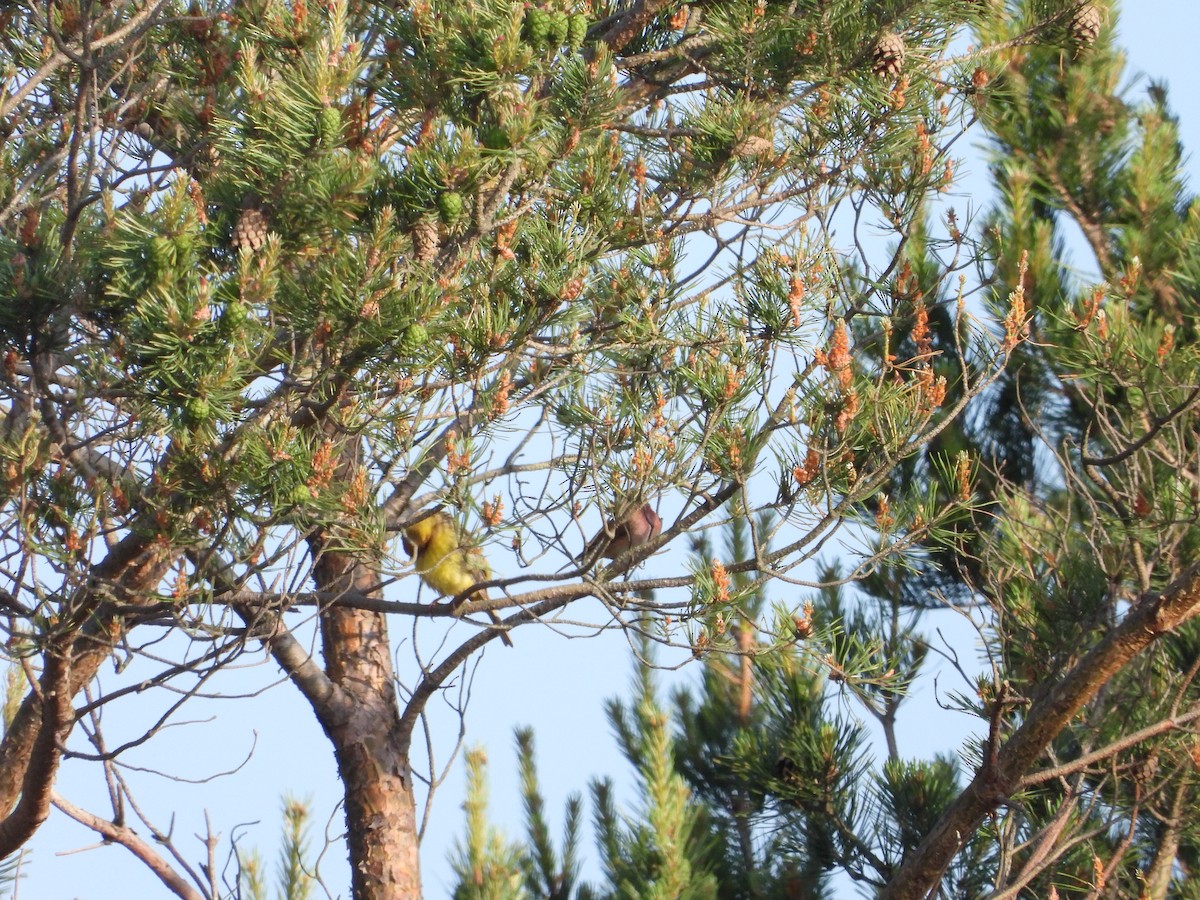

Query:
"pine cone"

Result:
[[1070, 3, 1102, 48], [523, 8, 551, 50], [410, 217, 439, 264], [232, 206, 269, 252], [398, 323, 429, 354], [872, 32, 906, 79], [734, 135, 774, 160], [437, 191, 464, 226], [566, 13, 588, 50], [546, 11, 569, 49]]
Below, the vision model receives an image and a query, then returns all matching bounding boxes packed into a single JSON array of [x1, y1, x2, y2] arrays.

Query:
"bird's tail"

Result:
[[488, 609, 515, 648], [458, 591, 514, 647]]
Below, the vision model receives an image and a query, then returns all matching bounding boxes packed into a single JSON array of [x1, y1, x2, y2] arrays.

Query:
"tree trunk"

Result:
[[313, 550, 422, 897], [0, 641, 72, 856]]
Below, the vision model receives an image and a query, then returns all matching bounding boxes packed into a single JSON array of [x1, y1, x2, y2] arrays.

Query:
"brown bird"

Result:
[[402, 510, 514, 647], [581, 502, 662, 568]]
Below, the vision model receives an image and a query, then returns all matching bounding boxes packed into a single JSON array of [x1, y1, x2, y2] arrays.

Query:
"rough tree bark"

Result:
[[0, 640, 72, 857], [310, 550, 422, 898]]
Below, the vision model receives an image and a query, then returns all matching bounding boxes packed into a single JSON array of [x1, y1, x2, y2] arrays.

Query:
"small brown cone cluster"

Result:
[[232, 206, 268, 252], [1070, 3, 1102, 48], [410, 218, 439, 264], [872, 32, 905, 79]]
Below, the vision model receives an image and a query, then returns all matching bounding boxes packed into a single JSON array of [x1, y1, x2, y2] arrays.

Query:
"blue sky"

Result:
[[24, 3, 1200, 897]]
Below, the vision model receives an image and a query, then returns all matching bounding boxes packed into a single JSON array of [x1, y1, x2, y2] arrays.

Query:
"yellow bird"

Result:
[[402, 510, 514, 647]]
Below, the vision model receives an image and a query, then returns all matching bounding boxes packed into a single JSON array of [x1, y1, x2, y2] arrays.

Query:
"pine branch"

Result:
[[884, 562, 1200, 898]]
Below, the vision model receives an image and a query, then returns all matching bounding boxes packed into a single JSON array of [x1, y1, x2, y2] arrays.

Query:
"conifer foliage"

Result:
[[0, 0, 1187, 896], [459, 2, 1200, 895]]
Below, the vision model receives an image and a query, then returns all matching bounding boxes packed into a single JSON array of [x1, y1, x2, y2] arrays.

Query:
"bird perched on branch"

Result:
[[402, 510, 513, 647], [582, 502, 662, 569]]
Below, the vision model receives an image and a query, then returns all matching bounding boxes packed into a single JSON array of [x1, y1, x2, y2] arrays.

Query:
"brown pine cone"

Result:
[[1070, 3, 1102, 48], [734, 135, 774, 160], [410, 217, 439, 264], [872, 32, 906, 79], [232, 206, 269, 252]]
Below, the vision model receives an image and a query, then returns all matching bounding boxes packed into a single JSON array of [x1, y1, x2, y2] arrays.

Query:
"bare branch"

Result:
[[51, 793, 205, 900]]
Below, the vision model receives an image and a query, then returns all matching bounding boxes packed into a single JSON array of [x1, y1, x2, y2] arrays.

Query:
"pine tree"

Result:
[[591, 662, 721, 900], [0, 0, 1152, 896], [840, 1, 1200, 895], [460, 78, 1200, 881], [460, 655, 722, 899], [237, 796, 317, 900], [515, 728, 584, 900], [451, 748, 530, 900]]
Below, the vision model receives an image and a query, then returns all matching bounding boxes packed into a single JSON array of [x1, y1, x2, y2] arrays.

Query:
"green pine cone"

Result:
[[222, 301, 249, 332], [523, 8, 551, 49], [399, 323, 429, 354], [284, 484, 312, 506], [437, 191, 464, 226], [317, 105, 342, 147], [480, 125, 511, 150], [171, 234, 192, 263], [546, 11, 568, 49], [184, 397, 211, 425], [566, 14, 588, 50]]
